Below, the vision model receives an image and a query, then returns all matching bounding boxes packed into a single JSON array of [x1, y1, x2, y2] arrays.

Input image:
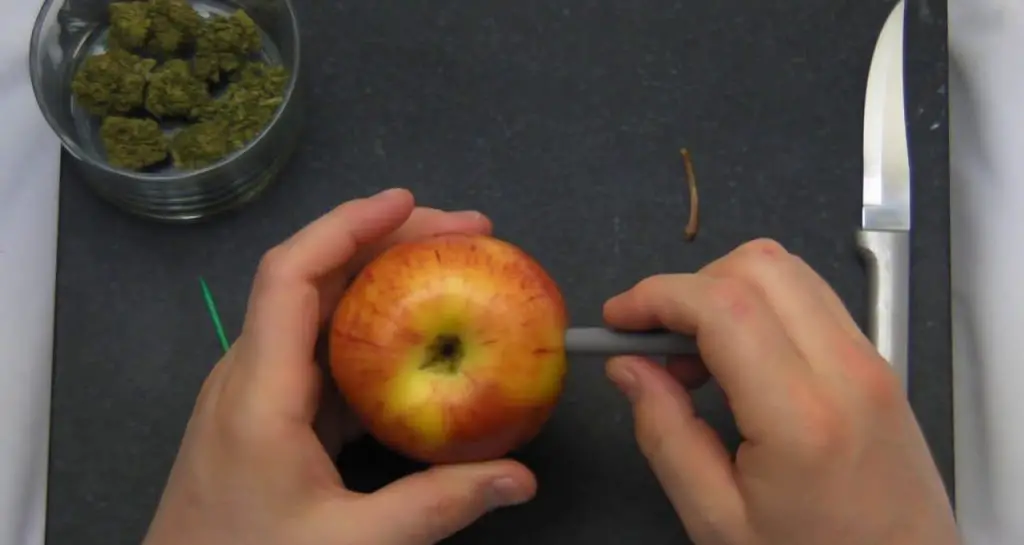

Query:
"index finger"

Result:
[[603, 273, 813, 440], [245, 189, 416, 348], [239, 188, 419, 421], [314, 206, 494, 323]]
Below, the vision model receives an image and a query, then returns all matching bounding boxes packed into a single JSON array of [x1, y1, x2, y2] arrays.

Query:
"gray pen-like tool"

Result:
[[564, 327, 697, 356]]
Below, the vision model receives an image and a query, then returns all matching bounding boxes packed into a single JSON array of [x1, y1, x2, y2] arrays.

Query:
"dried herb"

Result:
[[100, 116, 169, 170], [193, 10, 263, 82], [71, 48, 156, 116], [71, 2, 287, 172], [170, 120, 233, 169], [233, 61, 289, 96], [195, 62, 287, 144], [173, 62, 288, 167], [145, 59, 211, 118], [108, 2, 152, 51], [108, 0, 202, 55], [147, 0, 204, 54], [680, 148, 700, 241]]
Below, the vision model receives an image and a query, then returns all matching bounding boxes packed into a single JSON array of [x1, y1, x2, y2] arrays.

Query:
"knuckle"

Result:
[[790, 392, 852, 463], [629, 275, 684, 316], [399, 477, 483, 540], [706, 277, 759, 317], [632, 274, 676, 298], [834, 338, 906, 413], [634, 417, 672, 463], [852, 353, 905, 412], [255, 246, 293, 283], [738, 238, 789, 260], [420, 493, 469, 529], [703, 238, 790, 287]]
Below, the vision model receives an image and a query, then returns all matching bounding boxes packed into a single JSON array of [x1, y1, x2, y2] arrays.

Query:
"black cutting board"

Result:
[[47, 1, 951, 544]]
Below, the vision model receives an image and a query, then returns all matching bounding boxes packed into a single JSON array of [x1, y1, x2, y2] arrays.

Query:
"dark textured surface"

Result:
[[46, 1, 951, 544]]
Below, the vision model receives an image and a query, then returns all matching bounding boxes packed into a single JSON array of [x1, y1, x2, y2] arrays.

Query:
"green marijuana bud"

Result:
[[72, 4, 283, 172], [171, 62, 288, 168], [100, 116, 170, 170], [193, 10, 263, 82], [71, 48, 157, 116], [196, 62, 288, 147], [170, 120, 233, 169], [108, 1, 152, 51], [107, 0, 202, 55], [145, 59, 211, 118], [147, 0, 204, 55], [233, 61, 289, 95]]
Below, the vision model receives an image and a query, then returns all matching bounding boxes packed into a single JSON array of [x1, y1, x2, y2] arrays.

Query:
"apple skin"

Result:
[[329, 233, 568, 464]]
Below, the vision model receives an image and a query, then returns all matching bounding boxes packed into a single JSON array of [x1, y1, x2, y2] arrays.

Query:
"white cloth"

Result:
[[949, 1, 1024, 544], [0, 1, 61, 545], [0, 1, 1015, 545]]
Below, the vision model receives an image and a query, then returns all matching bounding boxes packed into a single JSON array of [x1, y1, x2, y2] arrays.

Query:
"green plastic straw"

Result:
[[199, 277, 231, 353]]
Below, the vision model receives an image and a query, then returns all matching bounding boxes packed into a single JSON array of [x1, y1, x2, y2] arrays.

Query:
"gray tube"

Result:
[[564, 327, 698, 356]]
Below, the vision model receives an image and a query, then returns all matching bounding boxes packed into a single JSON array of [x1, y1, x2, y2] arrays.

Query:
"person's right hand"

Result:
[[602, 239, 959, 545]]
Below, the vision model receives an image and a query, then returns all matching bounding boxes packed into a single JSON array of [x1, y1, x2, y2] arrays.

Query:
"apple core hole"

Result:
[[421, 334, 464, 374]]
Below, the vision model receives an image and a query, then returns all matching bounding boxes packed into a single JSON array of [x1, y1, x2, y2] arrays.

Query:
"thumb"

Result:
[[606, 356, 745, 540], [356, 460, 536, 545]]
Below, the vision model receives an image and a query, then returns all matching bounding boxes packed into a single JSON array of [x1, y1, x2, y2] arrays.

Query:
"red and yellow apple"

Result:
[[328, 233, 568, 464]]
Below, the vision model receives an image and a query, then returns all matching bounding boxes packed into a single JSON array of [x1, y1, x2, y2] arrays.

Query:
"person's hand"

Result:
[[603, 239, 959, 545], [142, 189, 537, 545]]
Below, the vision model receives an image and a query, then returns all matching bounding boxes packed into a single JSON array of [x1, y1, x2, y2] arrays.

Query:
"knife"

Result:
[[564, 2, 911, 366], [857, 0, 911, 389]]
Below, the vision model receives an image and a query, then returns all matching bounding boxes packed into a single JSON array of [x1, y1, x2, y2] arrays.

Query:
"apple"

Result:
[[328, 233, 568, 464]]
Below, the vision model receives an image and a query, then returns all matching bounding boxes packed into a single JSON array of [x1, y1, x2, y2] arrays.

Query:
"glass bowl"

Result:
[[29, 0, 303, 222]]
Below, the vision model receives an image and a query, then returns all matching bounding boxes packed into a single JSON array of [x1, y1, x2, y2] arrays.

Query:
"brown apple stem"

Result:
[[680, 148, 699, 241]]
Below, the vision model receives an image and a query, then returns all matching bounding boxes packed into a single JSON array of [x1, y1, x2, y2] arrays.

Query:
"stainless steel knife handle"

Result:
[[855, 229, 910, 389]]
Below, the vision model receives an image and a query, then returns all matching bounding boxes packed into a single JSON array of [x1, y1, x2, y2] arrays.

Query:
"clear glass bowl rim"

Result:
[[27, 0, 302, 182]]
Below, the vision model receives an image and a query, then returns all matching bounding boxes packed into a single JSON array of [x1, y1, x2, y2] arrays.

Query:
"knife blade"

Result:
[[857, 0, 911, 389]]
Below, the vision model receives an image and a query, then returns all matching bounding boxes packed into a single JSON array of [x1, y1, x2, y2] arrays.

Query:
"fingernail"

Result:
[[373, 188, 406, 199], [450, 210, 485, 221], [607, 359, 639, 400], [487, 477, 529, 508]]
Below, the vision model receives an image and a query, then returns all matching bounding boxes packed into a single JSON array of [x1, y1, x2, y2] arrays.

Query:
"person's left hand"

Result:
[[141, 188, 538, 545]]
